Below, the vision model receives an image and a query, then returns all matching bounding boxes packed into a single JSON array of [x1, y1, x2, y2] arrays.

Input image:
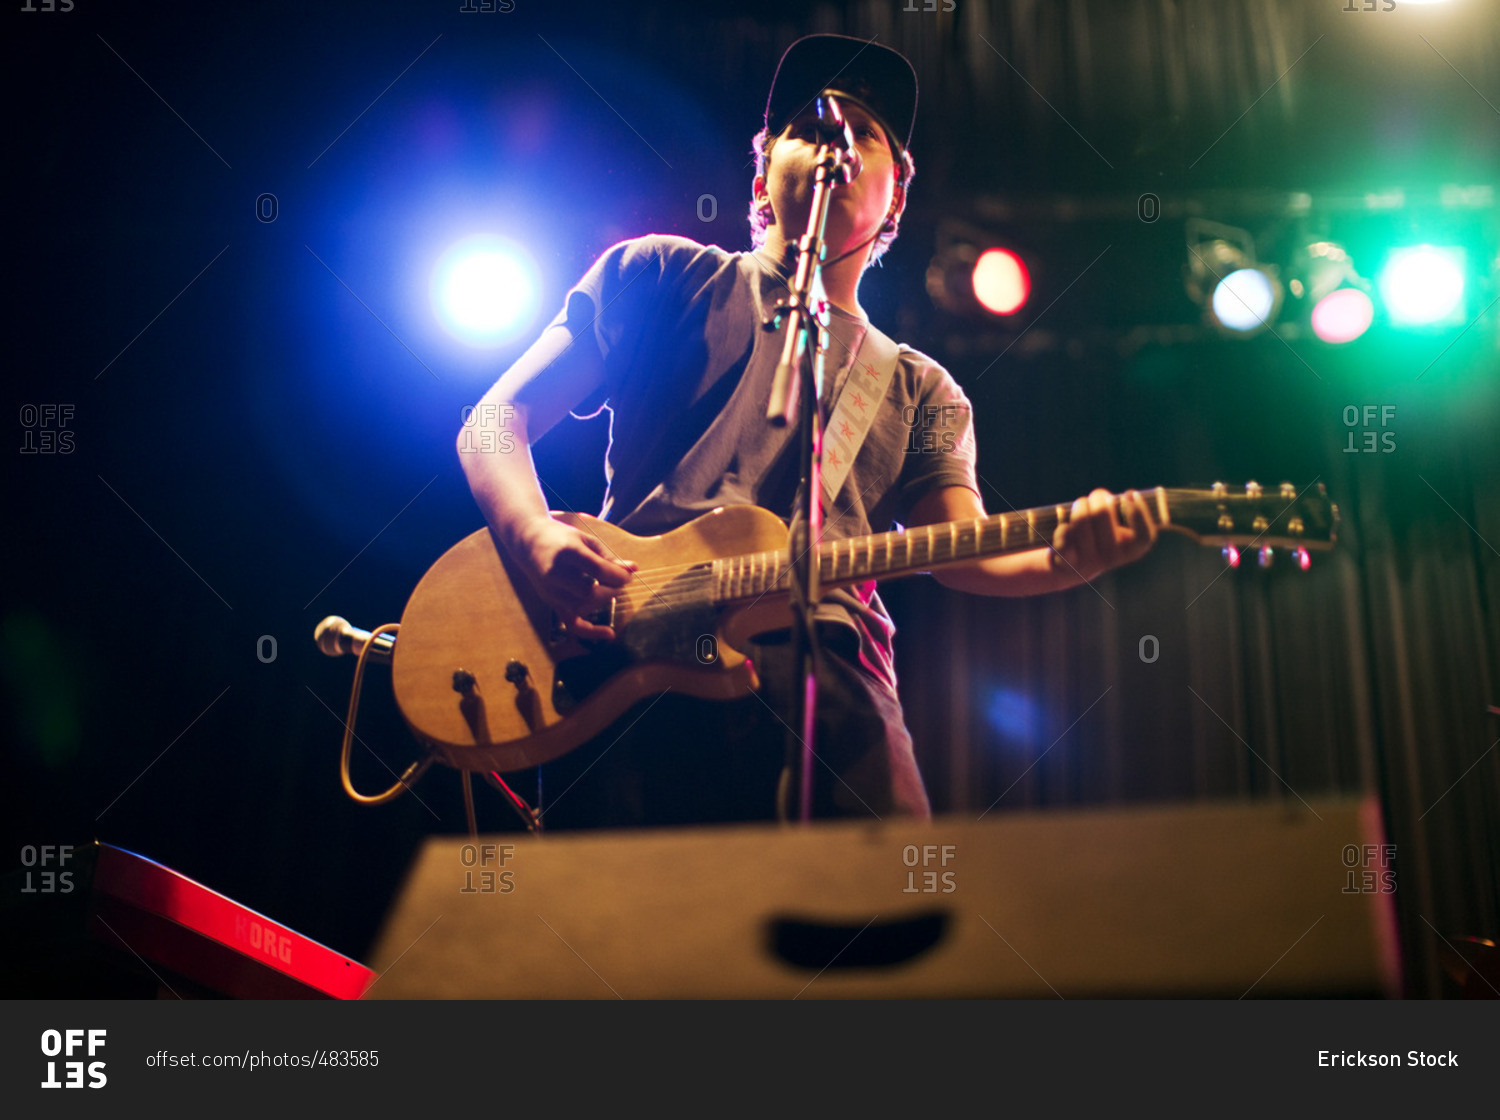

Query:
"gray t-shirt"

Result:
[[550, 234, 979, 692]]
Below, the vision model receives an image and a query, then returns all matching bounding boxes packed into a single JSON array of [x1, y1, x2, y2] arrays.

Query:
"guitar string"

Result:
[[606, 525, 1090, 613], [602, 491, 1264, 587], [600, 488, 1310, 589], [587, 490, 1324, 614]]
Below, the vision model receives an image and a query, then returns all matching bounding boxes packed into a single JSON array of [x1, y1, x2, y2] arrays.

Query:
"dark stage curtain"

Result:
[[890, 337, 1500, 1000]]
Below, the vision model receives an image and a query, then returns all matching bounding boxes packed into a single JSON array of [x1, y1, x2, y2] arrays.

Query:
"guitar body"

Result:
[[391, 506, 794, 773]]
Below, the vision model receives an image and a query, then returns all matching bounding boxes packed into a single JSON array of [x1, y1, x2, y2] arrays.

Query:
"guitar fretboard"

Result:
[[712, 497, 1145, 603]]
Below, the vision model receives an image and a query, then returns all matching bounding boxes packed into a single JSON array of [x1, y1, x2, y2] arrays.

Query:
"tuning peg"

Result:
[[1222, 543, 1241, 568], [1245, 480, 1263, 497], [1257, 545, 1275, 569], [1293, 547, 1311, 571]]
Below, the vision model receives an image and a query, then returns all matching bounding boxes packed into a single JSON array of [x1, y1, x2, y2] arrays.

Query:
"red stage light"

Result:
[[971, 248, 1030, 315]]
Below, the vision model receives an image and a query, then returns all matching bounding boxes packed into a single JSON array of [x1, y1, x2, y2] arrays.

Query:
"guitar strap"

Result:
[[817, 313, 902, 513]]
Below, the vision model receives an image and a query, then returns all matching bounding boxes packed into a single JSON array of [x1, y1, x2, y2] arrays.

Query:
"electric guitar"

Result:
[[390, 483, 1337, 773]]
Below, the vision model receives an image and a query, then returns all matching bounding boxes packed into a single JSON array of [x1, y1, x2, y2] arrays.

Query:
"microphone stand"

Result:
[[764, 95, 861, 824]]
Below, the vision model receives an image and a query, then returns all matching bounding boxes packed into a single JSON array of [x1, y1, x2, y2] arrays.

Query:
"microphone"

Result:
[[314, 616, 395, 663], [814, 92, 862, 185]]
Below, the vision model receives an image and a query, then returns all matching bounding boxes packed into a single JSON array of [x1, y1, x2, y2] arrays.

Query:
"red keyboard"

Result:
[[88, 843, 374, 1000]]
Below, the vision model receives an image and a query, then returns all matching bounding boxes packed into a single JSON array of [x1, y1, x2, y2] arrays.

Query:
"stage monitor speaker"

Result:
[[366, 798, 1400, 999]]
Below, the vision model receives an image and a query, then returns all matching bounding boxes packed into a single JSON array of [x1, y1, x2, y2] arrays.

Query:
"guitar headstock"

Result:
[[1164, 482, 1338, 568]]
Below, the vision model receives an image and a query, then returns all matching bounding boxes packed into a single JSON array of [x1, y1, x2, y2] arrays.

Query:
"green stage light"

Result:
[[1378, 246, 1466, 327]]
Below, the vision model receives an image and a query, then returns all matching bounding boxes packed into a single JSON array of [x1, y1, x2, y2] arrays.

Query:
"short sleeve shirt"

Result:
[[549, 234, 980, 692]]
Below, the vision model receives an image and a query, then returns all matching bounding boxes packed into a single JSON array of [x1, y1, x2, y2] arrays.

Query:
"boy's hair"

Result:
[[747, 126, 916, 267]]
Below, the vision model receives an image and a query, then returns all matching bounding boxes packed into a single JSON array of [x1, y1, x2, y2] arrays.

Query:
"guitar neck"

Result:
[[711, 483, 1338, 603], [715, 488, 1171, 602]]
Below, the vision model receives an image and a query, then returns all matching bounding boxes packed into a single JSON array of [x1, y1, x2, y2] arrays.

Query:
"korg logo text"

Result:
[[235, 914, 294, 964]]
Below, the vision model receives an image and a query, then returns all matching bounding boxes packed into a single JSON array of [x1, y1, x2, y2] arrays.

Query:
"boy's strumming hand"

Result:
[[508, 515, 636, 642]]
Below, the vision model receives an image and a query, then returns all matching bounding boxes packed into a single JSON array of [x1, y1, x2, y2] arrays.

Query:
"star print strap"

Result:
[[819, 317, 902, 511]]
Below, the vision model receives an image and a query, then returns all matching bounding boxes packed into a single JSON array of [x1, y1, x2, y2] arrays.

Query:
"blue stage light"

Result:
[[983, 687, 1042, 751], [431, 236, 538, 346], [1211, 268, 1279, 333]]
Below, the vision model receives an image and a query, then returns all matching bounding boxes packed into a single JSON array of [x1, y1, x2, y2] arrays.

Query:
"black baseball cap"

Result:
[[764, 34, 918, 157]]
